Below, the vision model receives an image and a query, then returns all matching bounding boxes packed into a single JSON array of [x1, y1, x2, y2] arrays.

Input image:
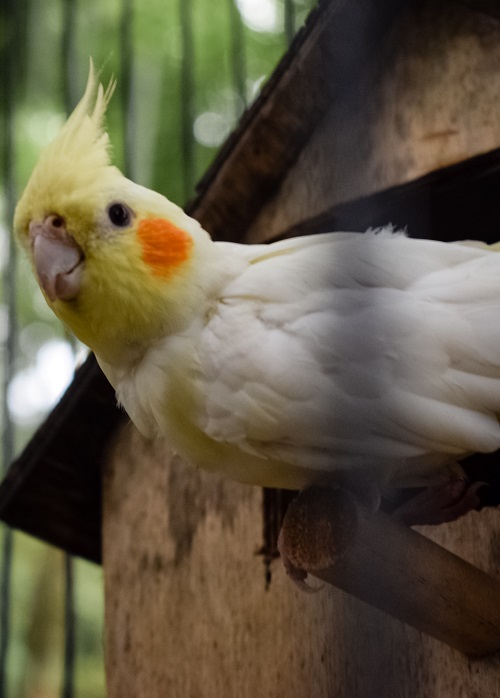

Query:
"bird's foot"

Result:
[[391, 479, 486, 526]]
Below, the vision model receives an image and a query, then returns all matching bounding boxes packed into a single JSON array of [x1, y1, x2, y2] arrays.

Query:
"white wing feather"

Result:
[[194, 231, 500, 484]]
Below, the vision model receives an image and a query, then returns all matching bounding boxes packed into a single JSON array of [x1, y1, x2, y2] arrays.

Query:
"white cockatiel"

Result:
[[13, 67, 500, 517]]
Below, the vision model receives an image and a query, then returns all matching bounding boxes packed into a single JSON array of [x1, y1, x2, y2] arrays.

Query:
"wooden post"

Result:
[[280, 488, 500, 657]]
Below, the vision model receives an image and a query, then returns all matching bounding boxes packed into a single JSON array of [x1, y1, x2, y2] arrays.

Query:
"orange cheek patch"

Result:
[[137, 218, 193, 277]]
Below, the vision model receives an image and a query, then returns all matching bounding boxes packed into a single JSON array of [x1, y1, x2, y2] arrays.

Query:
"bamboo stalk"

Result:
[[280, 487, 500, 657], [228, 0, 247, 111], [0, 0, 18, 692], [120, 0, 135, 180], [179, 0, 195, 202]]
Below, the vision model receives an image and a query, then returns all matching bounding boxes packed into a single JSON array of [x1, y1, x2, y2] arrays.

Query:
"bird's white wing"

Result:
[[194, 230, 500, 485]]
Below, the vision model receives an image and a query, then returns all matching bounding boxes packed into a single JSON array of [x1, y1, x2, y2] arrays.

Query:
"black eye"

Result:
[[107, 202, 132, 228]]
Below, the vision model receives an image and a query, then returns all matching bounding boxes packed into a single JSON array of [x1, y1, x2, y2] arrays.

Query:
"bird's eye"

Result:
[[107, 202, 132, 228]]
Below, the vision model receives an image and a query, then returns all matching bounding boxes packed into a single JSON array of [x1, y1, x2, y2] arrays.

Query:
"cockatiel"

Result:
[[14, 67, 500, 527]]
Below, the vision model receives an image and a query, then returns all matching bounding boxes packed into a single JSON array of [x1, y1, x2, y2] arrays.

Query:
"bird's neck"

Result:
[[74, 239, 247, 370]]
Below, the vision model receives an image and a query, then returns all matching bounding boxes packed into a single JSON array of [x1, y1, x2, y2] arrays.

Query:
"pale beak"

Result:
[[29, 215, 85, 302]]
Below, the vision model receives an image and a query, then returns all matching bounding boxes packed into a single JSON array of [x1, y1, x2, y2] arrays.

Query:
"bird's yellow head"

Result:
[[14, 63, 215, 366]]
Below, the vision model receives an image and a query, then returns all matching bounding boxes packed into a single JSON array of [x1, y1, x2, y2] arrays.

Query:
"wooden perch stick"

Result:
[[280, 487, 500, 657]]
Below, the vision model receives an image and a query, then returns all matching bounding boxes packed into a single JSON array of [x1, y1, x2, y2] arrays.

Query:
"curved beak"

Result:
[[29, 215, 85, 302]]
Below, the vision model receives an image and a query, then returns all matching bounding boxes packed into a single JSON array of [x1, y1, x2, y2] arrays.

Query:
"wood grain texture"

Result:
[[248, 0, 500, 242], [104, 426, 500, 697]]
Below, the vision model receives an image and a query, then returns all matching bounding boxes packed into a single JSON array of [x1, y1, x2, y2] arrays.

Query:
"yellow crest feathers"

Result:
[[14, 60, 118, 235], [55, 59, 116, 170]]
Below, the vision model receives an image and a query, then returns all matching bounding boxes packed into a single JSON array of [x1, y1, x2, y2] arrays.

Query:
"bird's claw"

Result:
[[391, 479, 488, 526]]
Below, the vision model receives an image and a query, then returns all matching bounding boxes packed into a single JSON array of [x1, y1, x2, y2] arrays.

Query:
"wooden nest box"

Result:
[[3, 1, 500, 695]]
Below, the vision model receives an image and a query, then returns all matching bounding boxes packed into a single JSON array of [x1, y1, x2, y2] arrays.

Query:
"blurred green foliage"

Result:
[[0, 0, 314, 695]]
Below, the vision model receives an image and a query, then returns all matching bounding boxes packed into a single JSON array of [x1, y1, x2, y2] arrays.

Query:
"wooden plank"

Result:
[[248, 0, 500, 242], [103, 427, 500, 696], [272, 146, 500, 245], [0, 354, 122, 562]]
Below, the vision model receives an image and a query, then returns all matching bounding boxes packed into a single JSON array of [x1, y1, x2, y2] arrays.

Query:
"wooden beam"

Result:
[[274, 146, 500, 246], [280, 488, 500, 657], [0, 355, 123, 562], [455, 0, 500, 21]]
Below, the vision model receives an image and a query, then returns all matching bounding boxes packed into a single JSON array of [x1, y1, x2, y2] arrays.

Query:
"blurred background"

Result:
[[0, 0, 314, 694]]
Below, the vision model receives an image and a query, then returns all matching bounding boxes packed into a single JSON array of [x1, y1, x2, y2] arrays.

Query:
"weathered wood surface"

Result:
[[104, 427, 500, 697], [249, 0, 500, 242]]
